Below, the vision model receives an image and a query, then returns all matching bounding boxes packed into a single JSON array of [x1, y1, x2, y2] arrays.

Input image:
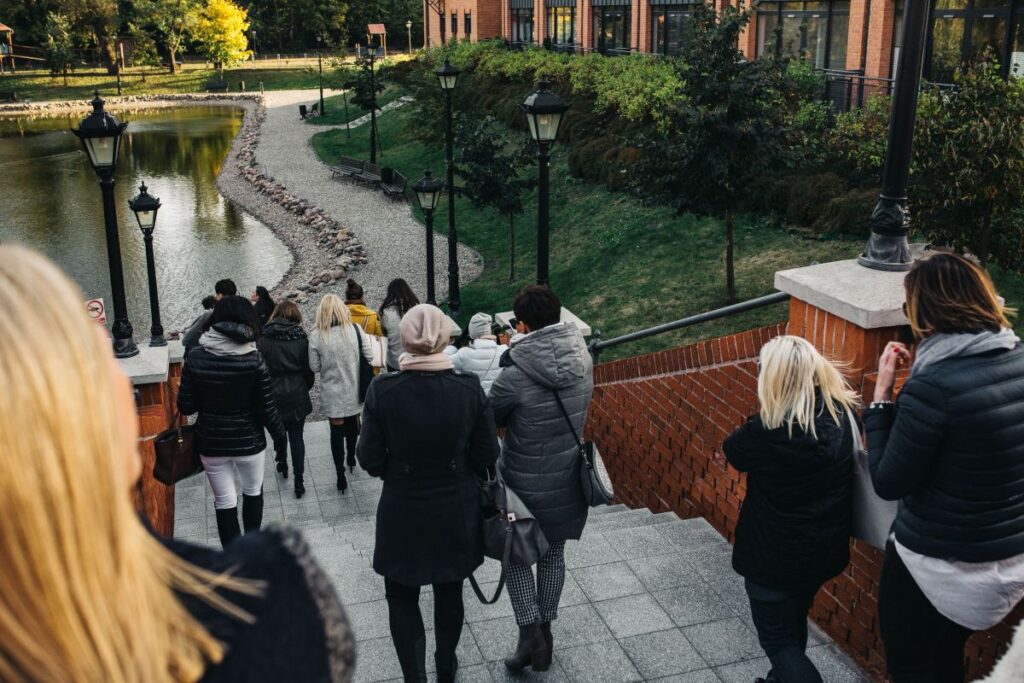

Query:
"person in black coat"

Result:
[[257, 300, 315, 499], [179, 296, 287, 548], [865, 253, 1024, 683], [723, 334, 857, 683], [357, 304, 499, 683]]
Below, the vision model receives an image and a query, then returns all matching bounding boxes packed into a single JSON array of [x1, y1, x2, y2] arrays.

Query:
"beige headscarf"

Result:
[[399, 304, 456, 372]]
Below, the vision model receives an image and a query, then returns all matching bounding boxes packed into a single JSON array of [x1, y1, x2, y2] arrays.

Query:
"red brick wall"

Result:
[[427, 0, 505, 45], [133, 362, 182, 538], [589, 315, 1020, 679]]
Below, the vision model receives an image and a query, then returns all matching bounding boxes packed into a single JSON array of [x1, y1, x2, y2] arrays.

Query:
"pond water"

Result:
[[0, 106, 292, 336]]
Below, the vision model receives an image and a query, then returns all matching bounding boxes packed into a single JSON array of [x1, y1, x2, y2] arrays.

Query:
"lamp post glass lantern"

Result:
[[128, 182, 167, 347], [71, 93, 138, 359], [413, 169, 445, 305], [406, 20, 413, 54], [521, 80, 568, 287], [437, 56, 462, 313]]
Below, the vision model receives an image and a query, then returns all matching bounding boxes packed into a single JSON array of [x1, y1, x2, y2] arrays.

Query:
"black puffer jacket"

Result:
[[257, 321, 314, 422], [179, 322, 286, 457], [724, 400, 853, 589], [357, 370, 498, 586], [864, 345, 1024, 562]]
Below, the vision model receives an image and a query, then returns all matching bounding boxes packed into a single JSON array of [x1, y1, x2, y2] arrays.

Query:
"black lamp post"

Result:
[[71, 93, 138, 359], [368, 38, 382, 163], [437, 57, 461, 313], [316, 34, 326, 115], [521, 80, 568, 287], [128, 182, 166, 347], [414, 168, 445, 305], [859, 0, 931, 271]]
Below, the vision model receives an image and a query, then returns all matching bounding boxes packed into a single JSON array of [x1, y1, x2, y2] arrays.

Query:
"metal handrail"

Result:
[[588, 291, 791, 361]]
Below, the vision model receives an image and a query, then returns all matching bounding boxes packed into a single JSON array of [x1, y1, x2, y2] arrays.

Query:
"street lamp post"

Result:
[[128, 182, 166, 347], [317, 35, 326, 115], [437, 57, 461, 313], [368, 39, 381, 163], [71, 93, 138, 359], [521, 80, 568, 287], [859, 0, 931, 271], [414, 169, 445, 305], [406, 20, 413, 54]]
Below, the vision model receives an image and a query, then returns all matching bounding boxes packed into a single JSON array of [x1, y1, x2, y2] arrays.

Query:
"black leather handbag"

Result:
[[468, 474, 550, 605], [153, 411, 203, 485]]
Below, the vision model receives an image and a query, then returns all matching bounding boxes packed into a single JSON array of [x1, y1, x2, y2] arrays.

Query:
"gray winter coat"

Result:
[[490, 323, 593, 542], [309, 324, 374, 418]]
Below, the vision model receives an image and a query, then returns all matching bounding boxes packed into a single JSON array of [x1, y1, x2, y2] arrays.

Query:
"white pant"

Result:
[[201, 452, 265, 510]]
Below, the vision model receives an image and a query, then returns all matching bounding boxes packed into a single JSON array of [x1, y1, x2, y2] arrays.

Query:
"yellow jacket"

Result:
[[347, 303, 383, 337]]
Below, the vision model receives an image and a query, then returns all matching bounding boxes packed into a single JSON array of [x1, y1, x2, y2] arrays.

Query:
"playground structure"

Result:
[[367, 23, 388, 57], [0, 23, 13, 73]]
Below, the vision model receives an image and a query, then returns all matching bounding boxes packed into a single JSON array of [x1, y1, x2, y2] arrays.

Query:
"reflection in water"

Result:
[[0, 107, 292, 335]]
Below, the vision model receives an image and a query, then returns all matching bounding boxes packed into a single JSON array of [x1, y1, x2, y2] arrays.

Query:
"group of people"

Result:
[[727, 253, 1024, 683], [2, 242, 1023, 683]]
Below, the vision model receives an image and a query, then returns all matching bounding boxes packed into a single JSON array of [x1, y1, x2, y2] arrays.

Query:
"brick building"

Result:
[[426, 0, 1024, 85]]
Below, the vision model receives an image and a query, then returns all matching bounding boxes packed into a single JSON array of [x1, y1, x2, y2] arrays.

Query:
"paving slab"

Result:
[[619, 628, 708, 679]]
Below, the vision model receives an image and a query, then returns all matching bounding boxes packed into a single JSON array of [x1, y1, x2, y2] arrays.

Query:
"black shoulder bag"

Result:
[[552, 390, 615, 507], [352, 323, 374, 402]]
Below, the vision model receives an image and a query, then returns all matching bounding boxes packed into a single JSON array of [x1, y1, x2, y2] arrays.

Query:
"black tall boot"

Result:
[[242, 491, 264, 533], [215, 507, 241, 548], [330, 424, 348, 493], [435, 652, 458, 683], [504, 622, 549, 672]]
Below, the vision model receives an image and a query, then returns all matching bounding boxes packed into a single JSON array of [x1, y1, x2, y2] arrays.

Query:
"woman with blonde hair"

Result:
[[867, 253, 1024, 683], [0, 245, 354, 682], [723, 334, 857, 683], [310, 293, 374, 491]]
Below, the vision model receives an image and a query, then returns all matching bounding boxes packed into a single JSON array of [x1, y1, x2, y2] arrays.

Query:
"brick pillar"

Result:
[[131, 356, 181, 538], [847, 0, 870, 73], [535, 0, 546, 43], [580, 0, 592, 51], [739, 7, 758, 60], [865, 0, 897, 82], [636, 0, 650, 53]]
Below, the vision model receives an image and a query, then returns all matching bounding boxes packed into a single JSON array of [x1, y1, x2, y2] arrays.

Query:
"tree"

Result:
[[44, 11, 73, 85], [337, 53, 386, 155], [136, 0, 201, 73], [193, 0, 251, 76], [457, 116, 536, 281], [631, 2, 792, 303], [66, 0, 121, 73]]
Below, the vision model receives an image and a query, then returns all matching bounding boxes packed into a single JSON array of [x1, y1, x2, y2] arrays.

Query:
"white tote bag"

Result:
[[848, 411, 899, 550]]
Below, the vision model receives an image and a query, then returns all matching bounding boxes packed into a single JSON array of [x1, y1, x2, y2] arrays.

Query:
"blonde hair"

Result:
[[315, 293, 352, 338], [0, 245, 256, 683], [757, 335, 858, 438]]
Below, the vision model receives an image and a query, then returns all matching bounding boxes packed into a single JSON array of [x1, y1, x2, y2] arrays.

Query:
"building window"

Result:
[[465, 11, 472, 36], [925, 0, 1024, 83], [512, 7, 536, 43], [652, 4, 697, 55], [593, 5, 632, 53], [756, 0, 851, 70], [452, 12, 458, 36], [547, 5, 578, 47]]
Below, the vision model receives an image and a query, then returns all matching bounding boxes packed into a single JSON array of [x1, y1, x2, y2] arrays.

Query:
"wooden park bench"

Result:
[[354, 162, 384, 185], [329, 156, 364, 179], [381, 168, 408, 198], [299, 104, 309, 119], [205, 80, 229, 93], [0, 91, 17, 102]]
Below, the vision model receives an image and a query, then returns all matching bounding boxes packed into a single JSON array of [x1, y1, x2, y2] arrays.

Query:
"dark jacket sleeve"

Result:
[[865, 375, 946, 501], [470, 389, 500, 479], [255, 356, 287, 443], [182, 311, 210, 351], [178, 362, 197, 416], [356, 385, 387, 478], [302, 340, 316, 389], [489, 367, 519, 428], [723, 415, 766, 473]]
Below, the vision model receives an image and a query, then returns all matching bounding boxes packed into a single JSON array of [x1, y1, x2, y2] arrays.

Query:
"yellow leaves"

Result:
[[193, 0, 251, 68]]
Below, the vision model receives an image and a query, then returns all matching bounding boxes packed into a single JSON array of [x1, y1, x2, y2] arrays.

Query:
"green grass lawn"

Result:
[[311, 107, 881, 359], [306, 85, 407, 126], [0, 63, 326, 101]]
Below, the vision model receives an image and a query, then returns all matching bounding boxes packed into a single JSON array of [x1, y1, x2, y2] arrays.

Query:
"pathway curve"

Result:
[[256, 89, 482, 307]]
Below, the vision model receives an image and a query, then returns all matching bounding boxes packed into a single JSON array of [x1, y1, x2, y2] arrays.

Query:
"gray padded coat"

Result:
[[490, 323, 593, 542]]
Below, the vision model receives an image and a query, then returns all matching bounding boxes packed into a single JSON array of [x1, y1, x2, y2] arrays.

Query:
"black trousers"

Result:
[[384, 578, 464, 683], [879, 541, 972, 683], [745, 579, 823, 683], [277, 419, 306, 480], [329, 416, 360, 475]]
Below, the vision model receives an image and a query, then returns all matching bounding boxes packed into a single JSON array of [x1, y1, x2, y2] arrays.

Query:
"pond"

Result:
[[0, 106, 292, 337]]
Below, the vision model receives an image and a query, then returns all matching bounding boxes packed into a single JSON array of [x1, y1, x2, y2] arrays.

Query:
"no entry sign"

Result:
[[85, 298, 107, 325]]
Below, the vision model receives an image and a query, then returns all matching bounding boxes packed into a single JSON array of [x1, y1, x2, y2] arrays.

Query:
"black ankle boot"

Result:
[[337, 472, 347, 493], [276, 459, 288, 479], [540, 621, 553, 654], [214, 507, 241, 548], [241, 491, 263, 533], [435, 652, 458, 683], [504, 623, 548, 672], [295, 478, 305, 499]]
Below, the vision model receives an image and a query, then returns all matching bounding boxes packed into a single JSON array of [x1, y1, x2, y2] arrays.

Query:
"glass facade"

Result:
[[926, 0, 1024, 82], [548, 6, 578, 47], [652, 4, 696, 55], [593, 5, 632, 53], [512, 8, 535, 43], [756, 0, 851, 70], [465, 11, 472, 36]]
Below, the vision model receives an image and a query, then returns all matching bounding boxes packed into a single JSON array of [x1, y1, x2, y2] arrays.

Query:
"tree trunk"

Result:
[[976, 204, 994, 266], [168, 49, 178, 74], [508, 213, 516, 282], [726, 207, 736, 305]]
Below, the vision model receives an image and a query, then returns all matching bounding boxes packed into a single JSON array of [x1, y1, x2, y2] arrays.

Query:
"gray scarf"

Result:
[[199, 329, 257, 356], [912, 328, 1020, 374]]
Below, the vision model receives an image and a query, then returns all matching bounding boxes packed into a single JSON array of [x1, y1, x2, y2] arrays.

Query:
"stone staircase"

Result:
[[173, 423, 869, 682]]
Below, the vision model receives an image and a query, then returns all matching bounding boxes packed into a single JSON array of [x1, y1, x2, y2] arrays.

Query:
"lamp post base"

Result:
[[149, 335, 168, 348], [858, 233, 913, 272], [113, 336, 141, 359]]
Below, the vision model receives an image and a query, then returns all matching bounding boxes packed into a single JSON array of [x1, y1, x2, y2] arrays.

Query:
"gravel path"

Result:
[[255, 89, 483, 309]]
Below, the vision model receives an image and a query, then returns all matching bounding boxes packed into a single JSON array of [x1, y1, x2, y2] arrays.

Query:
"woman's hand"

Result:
[[874, 341, 912, 403]]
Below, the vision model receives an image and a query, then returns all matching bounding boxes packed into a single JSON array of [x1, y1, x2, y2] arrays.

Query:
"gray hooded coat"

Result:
[[490, 322, 593, 542]]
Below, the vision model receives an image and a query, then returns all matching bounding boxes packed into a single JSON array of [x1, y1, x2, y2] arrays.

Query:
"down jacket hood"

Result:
[[263, 320, 307, 342], [212, 321, 257, 343], [506, 323, 588, 390]]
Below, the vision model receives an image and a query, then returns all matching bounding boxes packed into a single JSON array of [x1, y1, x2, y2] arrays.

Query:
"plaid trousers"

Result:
[[506, 541, 567, 627]]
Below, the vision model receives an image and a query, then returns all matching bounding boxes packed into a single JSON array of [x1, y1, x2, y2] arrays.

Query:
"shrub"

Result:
[[811, 187, 879, 236], [783, 172, 848, 227]]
